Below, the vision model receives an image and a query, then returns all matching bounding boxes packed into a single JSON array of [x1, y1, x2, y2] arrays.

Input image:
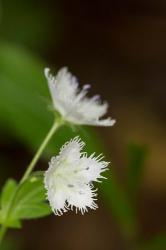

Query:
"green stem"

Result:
[[0, 119, 63, 247], [0, 225, 7, 247], [20, 119, 62, 183]]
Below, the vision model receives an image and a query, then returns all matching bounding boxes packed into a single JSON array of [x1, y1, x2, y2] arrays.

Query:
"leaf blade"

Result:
[[0, 179, 21, 228], [11, 174, 51, 220], [0, 179, 17, 209]]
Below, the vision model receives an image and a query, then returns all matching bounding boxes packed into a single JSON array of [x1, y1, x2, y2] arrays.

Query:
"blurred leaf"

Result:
[[138, 232, 166, 250], [127, 143, 147, 199], [0, 41, 52, 152], [0, 0, 60, 52], [100, 171, 138, 238]]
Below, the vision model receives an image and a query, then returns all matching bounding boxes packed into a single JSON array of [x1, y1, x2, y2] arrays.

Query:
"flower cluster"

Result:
[[44, 67, 115, 215]]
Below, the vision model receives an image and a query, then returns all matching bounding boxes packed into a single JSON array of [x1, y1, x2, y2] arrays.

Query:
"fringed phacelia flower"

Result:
[[44, 137, 109, 215], [44, 67, 116, 126]]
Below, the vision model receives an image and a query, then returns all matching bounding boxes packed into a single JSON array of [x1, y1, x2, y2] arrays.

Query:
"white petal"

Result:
[[47, 188, 68, 216], [67, 184, 98, 214], [80, 155, 109, 182], [58, 136, 85, 163], [87, 118, 116, 127]]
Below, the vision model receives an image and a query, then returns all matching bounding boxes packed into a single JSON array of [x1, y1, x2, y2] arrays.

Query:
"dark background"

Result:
[[0, 0, 166, 249]]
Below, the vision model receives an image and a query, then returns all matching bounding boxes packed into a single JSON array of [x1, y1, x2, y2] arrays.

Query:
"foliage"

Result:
[[0, 173, 51, 229]]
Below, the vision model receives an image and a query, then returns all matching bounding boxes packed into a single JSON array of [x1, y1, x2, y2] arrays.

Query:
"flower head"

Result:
[[45, 67, 116, 126], [44, 136, 109, 215]]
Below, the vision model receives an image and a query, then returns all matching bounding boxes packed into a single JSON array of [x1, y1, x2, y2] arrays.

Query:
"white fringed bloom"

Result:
[[44, 137, 109, 215], [44, 67, 116, 126]]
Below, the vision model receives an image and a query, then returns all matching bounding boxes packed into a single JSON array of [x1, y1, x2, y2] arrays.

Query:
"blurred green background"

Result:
[[0, 0, 166, 249]]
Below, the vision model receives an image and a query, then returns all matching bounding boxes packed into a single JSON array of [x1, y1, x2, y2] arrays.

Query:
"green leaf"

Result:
[[0, 215, 21, 229], [127, 143, 147, 199], [13, 176, 45, 204], [11, 172, 52, 219], [0, 179, 17, 209], [13, 203, 51, 219], [0, 179, 21, 228], [11, 174, 52, 220], [0, 174, 51, 228]]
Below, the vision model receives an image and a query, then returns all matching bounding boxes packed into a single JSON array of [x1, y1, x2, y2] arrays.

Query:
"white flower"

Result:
[[44, 136, 109, 215], [44, 67, 116, 126]]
